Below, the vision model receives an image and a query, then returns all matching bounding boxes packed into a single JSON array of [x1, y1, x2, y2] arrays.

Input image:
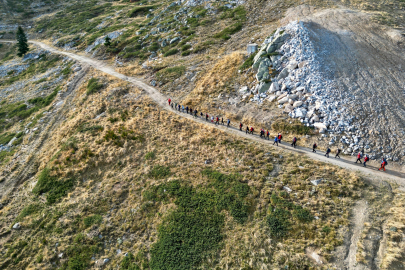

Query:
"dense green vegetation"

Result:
[[32, 168, 76, 204], [267, 193, 313, 237], [86, 78, 103, 95], [155, 66, 185, 84], [145, 169, 251, 269]]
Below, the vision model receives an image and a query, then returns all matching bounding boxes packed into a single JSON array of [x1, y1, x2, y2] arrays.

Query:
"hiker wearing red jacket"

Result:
[[215, 117, 219, 125], [363, 155, 369, 167], [355, 152, 362, 163], [266, 130, 270, 140], [278, 133, 283, 143], [378, 158, 387, 171], [250, 127, 254, 134], [239, 123, 243, 131], [168, 98, 171, 105]]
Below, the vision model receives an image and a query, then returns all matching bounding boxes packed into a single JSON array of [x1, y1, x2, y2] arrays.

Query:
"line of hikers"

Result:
[[168, 98, 388, 172]]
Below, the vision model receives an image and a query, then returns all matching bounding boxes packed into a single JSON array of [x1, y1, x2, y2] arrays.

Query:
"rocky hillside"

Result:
[[1, 0, 405, 269]]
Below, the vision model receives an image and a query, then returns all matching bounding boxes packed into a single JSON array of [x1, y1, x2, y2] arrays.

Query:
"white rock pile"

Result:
[[249, 21, 356, 135]]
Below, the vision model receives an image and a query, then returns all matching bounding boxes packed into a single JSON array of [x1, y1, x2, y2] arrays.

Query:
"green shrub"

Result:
[[145, 151, 155, 160], [156, 66, 185, 84], [148, 165, 171, 179], [149, 42, 159, 52], [120, 253, 141, 270], [128, 5, 154, 17], [0, 132, 16, 145], [271, 119, 313, 135], [293, 207, 313, 223], [213, 22, 243, 40], [17, 203, 42, 221], [181, 44, 191, 51], [267, 208, 291, 237], [65, 233, 99, 270], [219, 6, 246, 22], [28, 86, 60, 107], [86, 78, 103, 95], [32, 168, 76, 204], [322, 226, 331, 234], [240, 53, 255, 71], [83, 214, 102, 228], [181, 51, 191, 56], [163, 48, 178, 57]]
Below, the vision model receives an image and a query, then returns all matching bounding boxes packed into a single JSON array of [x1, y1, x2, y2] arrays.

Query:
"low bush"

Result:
[[163, 48, 178, 57], [145, 151, 155, 160], [271, 119, 313, 135], [148, 165, 171, 179], [32, 168, 76, 204], [240, 53, 256, 71], [156, 66, 185, 84], [86, 78, 103, 95], [128, 5, 154, 17], [83, 214, 102, 228], [213, 22, 243, 40]]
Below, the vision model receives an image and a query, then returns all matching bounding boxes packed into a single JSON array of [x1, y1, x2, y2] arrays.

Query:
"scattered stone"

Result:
[[12, 223, 21, 229], [311, 179, 322, 186]]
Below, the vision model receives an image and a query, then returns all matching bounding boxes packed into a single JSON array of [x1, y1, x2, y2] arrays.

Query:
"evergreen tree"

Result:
[[104, 35, 111, 47], [16, 26, 29, 57]]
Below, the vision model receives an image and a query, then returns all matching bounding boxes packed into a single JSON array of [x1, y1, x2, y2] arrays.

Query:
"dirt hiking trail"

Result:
[[1, 38, 404, 185]]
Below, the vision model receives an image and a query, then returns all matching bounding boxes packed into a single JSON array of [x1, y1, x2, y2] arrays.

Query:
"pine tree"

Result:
[[16, 26, 29, 57], [104, 35, 111, 47]]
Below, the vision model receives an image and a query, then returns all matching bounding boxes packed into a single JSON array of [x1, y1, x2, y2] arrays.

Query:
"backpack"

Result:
[[384, 159, 388, 165]]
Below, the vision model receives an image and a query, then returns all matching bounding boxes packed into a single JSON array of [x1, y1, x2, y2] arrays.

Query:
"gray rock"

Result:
[[258, 82, 271, 93], [311, 179, 322, 186], [278, 97, 289, 104], [7, 137, 17, 146], [256, 58, 271, 82], [170, 37, 181, 44], [103, 258, 110, 264], [293, 101, 303, 108], [12, 223, 21, 229], [73, 66, 81, 72], [277, 68, 289, 80], [269, 82, 279, 93]]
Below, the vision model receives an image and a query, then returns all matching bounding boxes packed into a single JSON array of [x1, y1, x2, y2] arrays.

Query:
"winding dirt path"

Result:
[[1, 39, 405, 184]]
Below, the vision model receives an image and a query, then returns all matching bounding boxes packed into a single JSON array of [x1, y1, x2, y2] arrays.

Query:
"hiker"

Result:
[[168, 98, 171, 106], [266, 130, 270, 140], [171, 102, 174, 108], [211, 116, 214, 123], [201, 112, 203, 118], [355, 152, 362, 163], [239, 123, 243, 131], [325, 147, 331, 158], [182, 105, 185, 113], [194, 109, 197, 117], [278, 133, 283, 143], [178, 104, 181, 111], [378, 158, 387, 171], [273, 136, 279, 146], [335, 149, 341, 158], [227, 119, 230, 127], [186, 106, 189, 114], [215, 117, 219, 125], [250, 127, 254, 135], [363, 155, 369, 167], [221, 118, 224, 125], [246, 126, 249, 134], [206, 113, 209, 121], [259, 129, 263, 138], [291, 137, 297, 148], [312, 143, 317, 153]]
